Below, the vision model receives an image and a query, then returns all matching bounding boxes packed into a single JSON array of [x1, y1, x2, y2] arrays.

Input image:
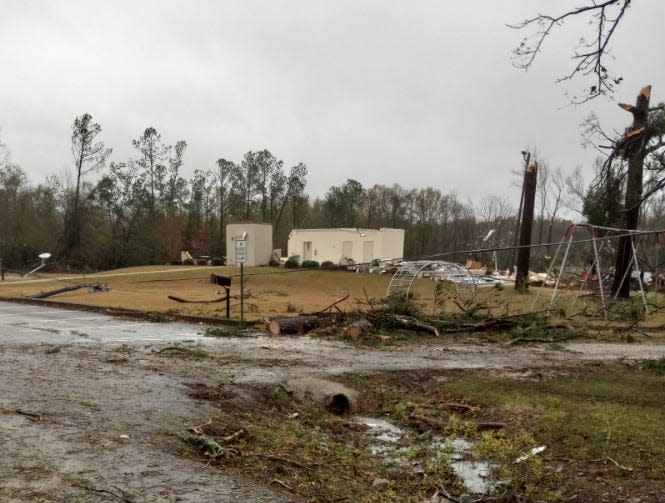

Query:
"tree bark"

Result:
[[612, 85, 652, 298], [266, 314, 338, 336]]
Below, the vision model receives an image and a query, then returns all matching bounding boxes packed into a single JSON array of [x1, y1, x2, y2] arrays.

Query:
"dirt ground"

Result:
[[3, 267, 665, 501], [3, 296, 665, 501]]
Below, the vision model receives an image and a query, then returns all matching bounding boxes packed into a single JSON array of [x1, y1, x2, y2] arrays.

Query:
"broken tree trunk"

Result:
[[267, 314, 338, 336], [515, 161, 538, 293], [612, 85, 652, 299], [29, 284, 83, 299]]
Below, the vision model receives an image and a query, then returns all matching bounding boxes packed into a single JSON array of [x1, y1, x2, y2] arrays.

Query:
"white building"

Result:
[[287, 228, 404, 265], [226, 223, 273, 266]]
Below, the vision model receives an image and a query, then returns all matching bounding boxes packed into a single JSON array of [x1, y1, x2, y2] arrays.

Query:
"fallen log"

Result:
[[168, 294, 230, 304], [344, 318, 372, 338], [267, 314, 338, 336], [392, 315, 440, 336], [29, 284, 83, 299]]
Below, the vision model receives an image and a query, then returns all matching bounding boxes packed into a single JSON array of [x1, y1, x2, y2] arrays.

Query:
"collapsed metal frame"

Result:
[[532, 223, 649, 317], [386, 260, 476, 297]]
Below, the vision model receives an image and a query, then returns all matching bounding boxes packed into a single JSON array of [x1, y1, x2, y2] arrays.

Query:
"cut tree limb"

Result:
[[267, 314, 338, 336]]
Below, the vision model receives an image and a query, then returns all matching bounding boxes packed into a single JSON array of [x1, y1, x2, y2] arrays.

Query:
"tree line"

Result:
[[2, 112, 665, 274]]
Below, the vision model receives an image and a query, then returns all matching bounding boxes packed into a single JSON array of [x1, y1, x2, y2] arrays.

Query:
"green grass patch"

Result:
[[444, 365, 665, 479]]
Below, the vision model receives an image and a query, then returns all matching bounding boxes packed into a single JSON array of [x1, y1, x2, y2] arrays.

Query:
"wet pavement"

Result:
[[2, 300, 665, 502]]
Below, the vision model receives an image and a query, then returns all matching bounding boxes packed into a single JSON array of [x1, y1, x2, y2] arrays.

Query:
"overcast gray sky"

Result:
[[2, 0, 664, 205]]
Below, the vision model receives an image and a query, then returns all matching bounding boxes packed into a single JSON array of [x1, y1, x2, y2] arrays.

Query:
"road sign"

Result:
[[235, 239, 247, 264]]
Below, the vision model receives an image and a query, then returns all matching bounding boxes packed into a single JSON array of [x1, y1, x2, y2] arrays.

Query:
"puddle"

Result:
[[447, 438, 493, 493], [353, 416, 495, 494], [354, 416, 403, 455]]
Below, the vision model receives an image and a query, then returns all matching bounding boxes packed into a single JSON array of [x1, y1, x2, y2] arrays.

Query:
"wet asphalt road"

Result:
[[0, 301, 205, 345]]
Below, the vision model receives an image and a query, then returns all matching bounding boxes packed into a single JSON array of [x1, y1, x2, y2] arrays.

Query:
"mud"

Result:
[[2, 300, 665, 501]]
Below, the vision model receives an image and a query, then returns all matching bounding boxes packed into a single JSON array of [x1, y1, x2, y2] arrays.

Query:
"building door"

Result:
[[342, 241, 353, 261], [363, 241, 374, 262], [303, 241, 312, 261]]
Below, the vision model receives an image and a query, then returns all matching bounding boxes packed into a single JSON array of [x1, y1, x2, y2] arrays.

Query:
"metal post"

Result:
[[225, 286, 230, 318], [240, 262, 244, 322]]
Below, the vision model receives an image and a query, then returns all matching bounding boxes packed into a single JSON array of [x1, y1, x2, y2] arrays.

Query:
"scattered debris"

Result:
[[514, 445, 547, 464]]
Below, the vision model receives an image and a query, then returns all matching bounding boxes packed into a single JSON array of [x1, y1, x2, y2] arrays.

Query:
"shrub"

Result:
[[321, 261, 338, 270], [301, 260, 320, 269], [183, 258, 195, 265], [211, 257, 225, 266], [195, 258, 208, 266], [285, 256, 300, 269], [269, 259, 281, 267]]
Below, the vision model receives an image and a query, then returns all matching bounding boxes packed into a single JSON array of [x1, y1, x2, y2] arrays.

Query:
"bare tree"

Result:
[[510, 0, 632, 101], [64, 113, 112, 261]]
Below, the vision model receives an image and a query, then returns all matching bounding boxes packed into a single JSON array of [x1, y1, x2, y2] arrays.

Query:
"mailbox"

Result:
[[210, 274, 232, 287]]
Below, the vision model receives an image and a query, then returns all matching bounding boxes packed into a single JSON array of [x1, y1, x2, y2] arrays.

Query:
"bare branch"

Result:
[[510, 0, 631, 101]]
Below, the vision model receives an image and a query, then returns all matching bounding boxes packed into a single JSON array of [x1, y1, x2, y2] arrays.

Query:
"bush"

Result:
[[211, 257, 225, 266], [285, 256, 300, 269], [183, 258, 195, 265], [196, 258, 208, 266], [321, 261, 338, 270], [301, 260, 320, 269], [269, 259, 281, 267]]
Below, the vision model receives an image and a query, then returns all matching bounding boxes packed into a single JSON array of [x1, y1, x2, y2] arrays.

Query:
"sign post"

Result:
[[235, 238, 247, 321]]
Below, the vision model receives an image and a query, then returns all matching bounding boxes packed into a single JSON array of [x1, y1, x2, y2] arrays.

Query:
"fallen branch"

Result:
[[8, 408, 44, 421], [589, 456, 633, 472], [182, 433, 240, 459], [168, 294, 230, 304], [72, 483, 135, 503], [440, 402, 480, 413], [315, 294, 350, 314], [29, 284, 83, 299], [270, 478, 293, 491]]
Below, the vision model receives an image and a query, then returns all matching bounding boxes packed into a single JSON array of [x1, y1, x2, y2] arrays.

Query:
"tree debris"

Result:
[[168, 294, 231, 304]]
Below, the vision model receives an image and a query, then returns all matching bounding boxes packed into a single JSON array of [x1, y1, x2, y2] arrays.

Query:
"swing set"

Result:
[[532, 223, 662, 317]]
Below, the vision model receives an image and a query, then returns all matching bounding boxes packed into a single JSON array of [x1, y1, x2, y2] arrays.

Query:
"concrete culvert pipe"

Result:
[[284, 377, 359, 415]]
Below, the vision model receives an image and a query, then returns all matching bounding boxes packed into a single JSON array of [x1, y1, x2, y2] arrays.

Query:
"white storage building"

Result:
[[226, 223, 273, 266], [287, 228, 404, 265]]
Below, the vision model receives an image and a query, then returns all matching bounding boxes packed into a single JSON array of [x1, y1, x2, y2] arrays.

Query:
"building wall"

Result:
[[287, 228, 404, 264], [379, 228, 405, 260], [226, 223, 273, 266]]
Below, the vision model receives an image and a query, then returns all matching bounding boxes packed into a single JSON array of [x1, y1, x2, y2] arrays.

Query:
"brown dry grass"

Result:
[[0, 266, 421, 320], [2, 265, 660, 327]]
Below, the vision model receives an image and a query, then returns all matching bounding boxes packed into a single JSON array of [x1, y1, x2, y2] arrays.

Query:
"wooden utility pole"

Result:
[[612, 85, 652, 298], [515, 161, 538, 293], [511, 152, 529, 271]]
